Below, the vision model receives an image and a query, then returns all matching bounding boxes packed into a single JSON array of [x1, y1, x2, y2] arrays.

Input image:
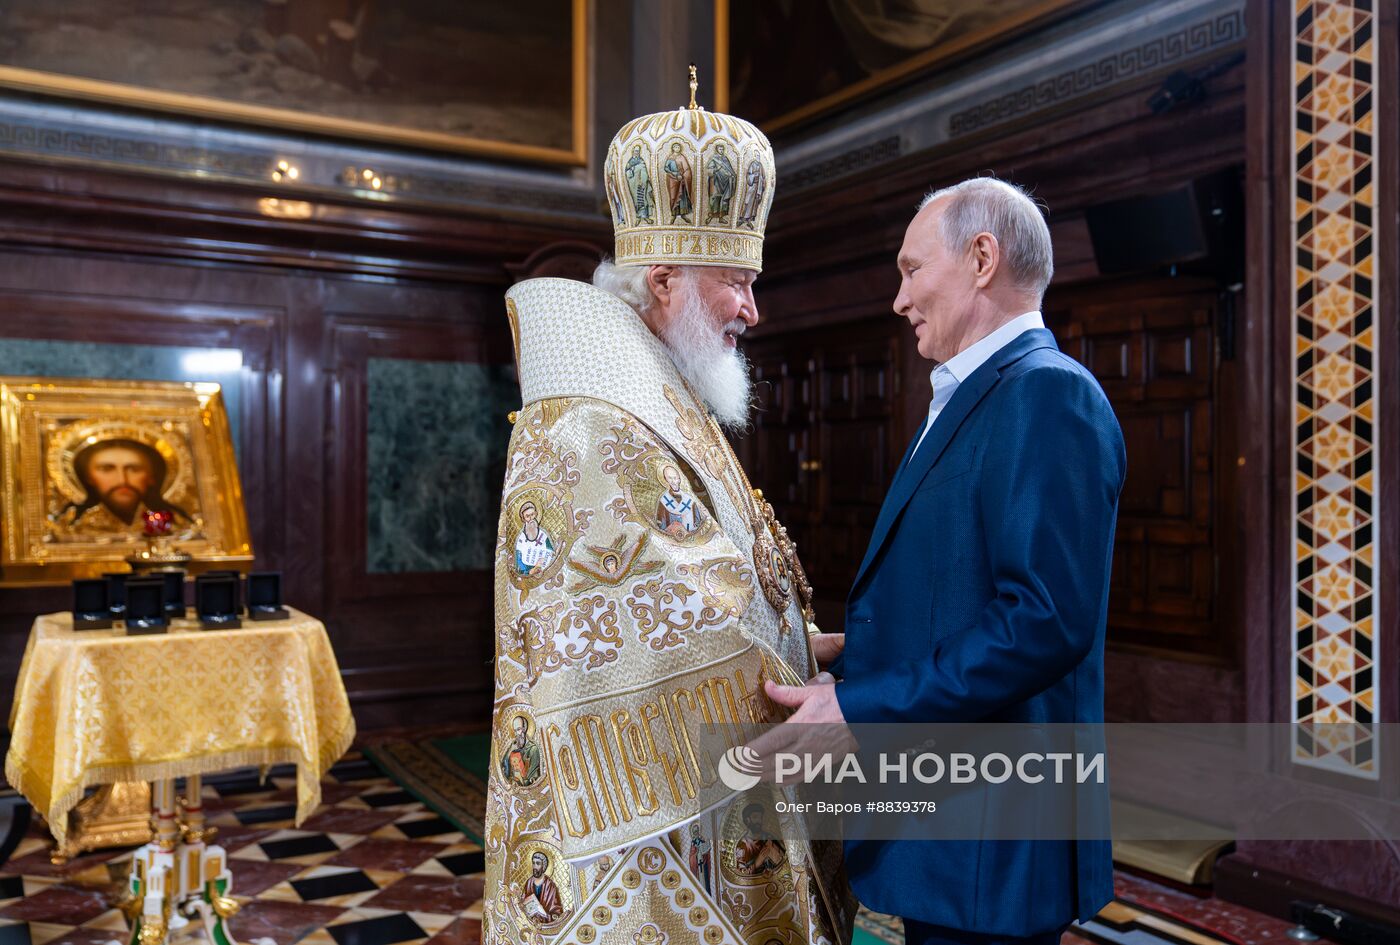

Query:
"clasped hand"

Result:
[[744, 633, 855, 775]]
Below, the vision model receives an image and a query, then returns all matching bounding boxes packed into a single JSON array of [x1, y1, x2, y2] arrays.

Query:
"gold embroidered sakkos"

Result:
[[482, 278, 853, 945]]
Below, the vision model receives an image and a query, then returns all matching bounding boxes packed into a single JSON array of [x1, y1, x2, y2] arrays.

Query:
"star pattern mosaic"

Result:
[[1291, 0, 1380, 776]]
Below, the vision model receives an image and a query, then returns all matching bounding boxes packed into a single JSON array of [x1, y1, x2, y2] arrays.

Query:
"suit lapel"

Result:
[[849, 329, 1059, 593]]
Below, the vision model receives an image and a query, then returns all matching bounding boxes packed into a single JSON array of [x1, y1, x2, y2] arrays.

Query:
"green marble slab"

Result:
[[366, 357, 516, 574], [0, 338, 244, 453]]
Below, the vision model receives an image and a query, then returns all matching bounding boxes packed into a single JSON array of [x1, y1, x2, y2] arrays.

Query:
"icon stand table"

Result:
[[5, 608, 356, 945]]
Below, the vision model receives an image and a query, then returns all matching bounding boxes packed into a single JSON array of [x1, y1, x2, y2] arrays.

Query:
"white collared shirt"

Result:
[[910, 311, 1045, 459]]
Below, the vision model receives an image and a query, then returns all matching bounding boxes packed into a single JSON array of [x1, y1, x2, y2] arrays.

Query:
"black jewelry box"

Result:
[[123, 577, 168, 634], [72, 579, 113, 630], [195, 574, 242, 630], [103, 572, 128, 619], [160, 569, 187, 619], [247, 572, 289, 621]]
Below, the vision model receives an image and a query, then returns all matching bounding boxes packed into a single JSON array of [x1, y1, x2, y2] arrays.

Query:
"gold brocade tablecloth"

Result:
[[5, 607, 356, 848]]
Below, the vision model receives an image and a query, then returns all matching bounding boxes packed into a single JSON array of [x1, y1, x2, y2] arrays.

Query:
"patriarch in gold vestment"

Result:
[[482, 76, 855, 945]]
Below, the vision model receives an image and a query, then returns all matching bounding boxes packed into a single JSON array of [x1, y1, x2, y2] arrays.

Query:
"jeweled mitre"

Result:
[[603, 93, 776, 271]]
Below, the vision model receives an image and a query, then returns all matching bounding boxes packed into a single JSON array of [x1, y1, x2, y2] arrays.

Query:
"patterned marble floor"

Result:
[[0, 755, 1330, 945], [0, 756, 482, 945]]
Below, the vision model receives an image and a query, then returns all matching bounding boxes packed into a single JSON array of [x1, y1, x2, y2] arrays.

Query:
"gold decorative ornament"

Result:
[[0, 377, 252, 585], [49, 781, 153, 863], [137, 917, 168, 945], [208, 891, 240, 919], [0, 1, 590, 166], [668, 382, 815, 631]]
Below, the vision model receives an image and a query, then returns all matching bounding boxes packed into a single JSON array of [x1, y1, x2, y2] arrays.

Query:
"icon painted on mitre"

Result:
[[664, 141, 694, 224], [737, 157, 766, 229], [514, 501, 555, 575], [605, 170, 627, 224], [500, 714, 543, 787], [705, 143, 736, 223], [656, 464, 704, 538], [625, 145, 656, 224]]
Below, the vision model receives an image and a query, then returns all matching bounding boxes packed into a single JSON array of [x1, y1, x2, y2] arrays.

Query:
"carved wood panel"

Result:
[[1047, 280, 1231, 659], [0, 155, 601, 728], [739, 320, 902, 629]]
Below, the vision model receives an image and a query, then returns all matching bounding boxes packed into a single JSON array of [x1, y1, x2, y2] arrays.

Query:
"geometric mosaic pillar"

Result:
[[1291, 0, 1380, 777]]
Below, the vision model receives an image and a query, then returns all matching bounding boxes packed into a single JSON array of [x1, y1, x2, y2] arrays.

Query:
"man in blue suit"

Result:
[[765, 177, 1126, 944]]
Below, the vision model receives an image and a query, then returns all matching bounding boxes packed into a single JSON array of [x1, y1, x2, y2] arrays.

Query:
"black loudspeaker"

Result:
[[1085, 168, 1243, 281], [160, 570, 187, 619], [103, 572, 129, 619], [247, 572, 290, 621], [195, 574, 242, 629], [124, 577, 168, 634], [72, 579, 113, 630]]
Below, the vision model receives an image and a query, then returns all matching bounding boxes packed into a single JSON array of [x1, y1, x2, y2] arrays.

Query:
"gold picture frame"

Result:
[[0, 0, 589, 167], [0, 377, 253, 586], [721, 0, 1098, 134]]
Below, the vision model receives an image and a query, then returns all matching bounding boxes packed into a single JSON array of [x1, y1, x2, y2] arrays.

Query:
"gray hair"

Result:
[[918, 177, 1053, 297], [592, 259, 654, 313], [593, 259, 706, 314]]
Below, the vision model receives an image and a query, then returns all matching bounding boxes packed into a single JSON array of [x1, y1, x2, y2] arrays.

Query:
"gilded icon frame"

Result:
[[0, 377, 253, 585], [718, 0, 1099, 134], [0, 0, 589, 166]]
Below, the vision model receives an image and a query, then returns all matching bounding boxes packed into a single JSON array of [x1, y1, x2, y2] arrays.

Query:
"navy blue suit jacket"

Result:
[[831, 328, 1125, 935]]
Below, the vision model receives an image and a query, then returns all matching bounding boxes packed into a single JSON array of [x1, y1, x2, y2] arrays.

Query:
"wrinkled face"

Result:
[[85, 445, 156, 516], [681, 266, 758, 350], [648, 266, 758, 431], [893, 200, 979, 362]]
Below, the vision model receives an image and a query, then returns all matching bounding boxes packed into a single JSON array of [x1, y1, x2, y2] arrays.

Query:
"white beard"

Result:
[[657, 284, 753, 431]]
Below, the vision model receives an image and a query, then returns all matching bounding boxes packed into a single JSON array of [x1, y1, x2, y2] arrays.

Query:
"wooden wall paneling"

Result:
[[812, 327, 901, 624], [739, 316, 903, 631], [0, 158, 609, 285], [1233, 0, 1288, 726], [1047, 279, 1228, 660], [761, 60, 1248, 285], [754, 54, 1251, 717], [0, 153, 606, 731], [322, 304, 511, 728], [281, 282, 331, 621]]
